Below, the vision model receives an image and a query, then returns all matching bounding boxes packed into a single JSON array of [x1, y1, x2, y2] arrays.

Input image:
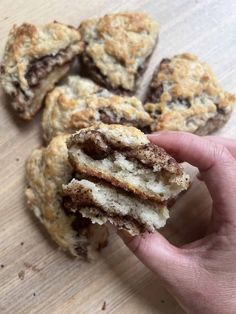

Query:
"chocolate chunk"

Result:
[[216, 104, 225, 115], [99, 109, 116, 124], [0, 65, 5, 75], [147, 84, 164, 103], [82, 131, 112, 160], [167, 98, 191, 109], [71, 212, 91, 231]]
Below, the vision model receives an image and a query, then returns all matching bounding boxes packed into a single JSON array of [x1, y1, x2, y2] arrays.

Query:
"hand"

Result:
[[119, 132, 236, 314]]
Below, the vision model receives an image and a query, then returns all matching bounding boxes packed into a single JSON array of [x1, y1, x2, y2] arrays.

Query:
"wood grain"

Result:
[[0, 1, 235, 313]]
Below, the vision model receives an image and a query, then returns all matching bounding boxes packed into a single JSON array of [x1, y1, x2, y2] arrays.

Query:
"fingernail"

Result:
[[147, 132, 163, 137]]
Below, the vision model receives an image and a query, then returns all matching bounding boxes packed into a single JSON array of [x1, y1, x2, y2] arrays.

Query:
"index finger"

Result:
[[148, 132, 236, 222]]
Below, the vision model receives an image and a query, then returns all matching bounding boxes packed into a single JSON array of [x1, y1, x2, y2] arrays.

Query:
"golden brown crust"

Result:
[[42, 76, 153, 142], [25, 134, 108, 258], [1, 22, 84, 119], [79, 12, 159, 92], [145, 53, 236, 134]]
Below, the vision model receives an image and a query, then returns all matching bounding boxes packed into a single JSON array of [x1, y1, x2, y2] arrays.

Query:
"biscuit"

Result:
[[79, 12, 159, 94], [1, 22, 84, 119], [42, 76, 153, 142], [144, 53, 236, 134], [67, 123, 190, 203], [25, 134, 108, 258], [62, 178, 169, 236]]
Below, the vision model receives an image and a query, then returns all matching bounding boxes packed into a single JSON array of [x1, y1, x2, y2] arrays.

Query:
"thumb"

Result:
[[118, 230, 190, 285]]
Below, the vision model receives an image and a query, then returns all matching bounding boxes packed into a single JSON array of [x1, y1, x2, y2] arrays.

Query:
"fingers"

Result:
[[148, 132, 234, 172], [148, 132, 236, 223], [118, 230, 188, 283], [204, 136, 236, 159]]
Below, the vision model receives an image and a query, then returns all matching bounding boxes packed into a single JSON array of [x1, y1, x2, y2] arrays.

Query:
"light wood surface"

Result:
[[0, 1, 236, 313]]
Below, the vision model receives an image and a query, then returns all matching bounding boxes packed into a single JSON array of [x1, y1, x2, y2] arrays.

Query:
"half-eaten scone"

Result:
[[42, 76, 153, 142], [62, 178, 169, 236], [144, 53, 235, 134], [67, 123, 190, 203], [79, 12, 159, 94], [1, 22, 84, 119], [25, 134, 108, 258]]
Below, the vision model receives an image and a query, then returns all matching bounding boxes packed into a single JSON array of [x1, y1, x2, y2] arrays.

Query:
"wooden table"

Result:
[[0, 0, 235, 313]]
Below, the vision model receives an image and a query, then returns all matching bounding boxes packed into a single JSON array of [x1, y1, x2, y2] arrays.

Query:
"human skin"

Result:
[[119, 132, 236, 314]]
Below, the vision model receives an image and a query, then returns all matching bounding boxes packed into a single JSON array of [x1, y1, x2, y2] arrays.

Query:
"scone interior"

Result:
[[63, 178, 169, 236], [0, 22, 84, 119], [144, 53, 236, 134], [67, 124, 190, 202], [25, 134, 108, 259], [42, 76, 153, 142], [79, 12, 159, 93]]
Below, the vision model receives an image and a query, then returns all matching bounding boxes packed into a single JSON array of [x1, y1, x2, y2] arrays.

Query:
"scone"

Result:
[[0, 22, 84, 119], [42, 76, 153, 142], [62, 178, 169, 236], [25, 134, 108, 258], [144, 53, 236, 134], [67, 123, 190, 203], [79, 12, 159, 94]]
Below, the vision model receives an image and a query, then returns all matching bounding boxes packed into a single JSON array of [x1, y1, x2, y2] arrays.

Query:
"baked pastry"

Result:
[[79, 12, 159, 94], [0, 22, 84, 120], [144, 53, 236, 134], [62, 178, 169, 236], [25, 134, 108, 258], [42, 76, 153, 142], [67, 123, 190, 203]]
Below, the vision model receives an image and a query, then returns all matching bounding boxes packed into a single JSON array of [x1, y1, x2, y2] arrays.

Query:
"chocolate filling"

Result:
[[80, 53, 133, 95], [63, 191, 146, 234], [25, 46, 73, 87], [82, 207, 147, 234], [81, 131, 112, 160], [70, 130, 180, 174], [146, 83, 164, 103], [145, 58, 171, 103], [98, 108, 150, 131]]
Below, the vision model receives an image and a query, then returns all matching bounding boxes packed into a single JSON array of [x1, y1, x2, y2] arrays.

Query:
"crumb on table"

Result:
[[101, 301, 106, 311], [18, 270, 25, 280]]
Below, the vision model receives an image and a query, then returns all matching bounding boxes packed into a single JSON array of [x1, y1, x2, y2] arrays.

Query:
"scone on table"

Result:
[[63, 123, 190, 235], [0, 22, 84, 119], [42, 76, 153, 142], [79, 12, 159, 94], [25, 134, 108, 258], [144, 53, 236, 135]]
